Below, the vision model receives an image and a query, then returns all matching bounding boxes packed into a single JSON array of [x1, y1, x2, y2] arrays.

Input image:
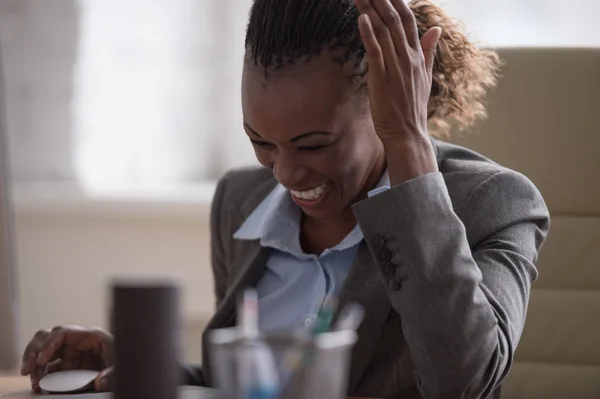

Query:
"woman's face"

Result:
[[241, 56, 385, 220]]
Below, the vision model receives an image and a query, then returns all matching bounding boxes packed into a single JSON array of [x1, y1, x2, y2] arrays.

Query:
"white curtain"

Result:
[[1, 0, 258, 192], [0, 0, 79, 183], [1, 0, 598, 192], [72, 0, 257, 191]]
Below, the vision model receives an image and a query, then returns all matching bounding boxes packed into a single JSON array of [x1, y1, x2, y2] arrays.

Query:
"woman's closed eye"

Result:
[[250, 139, 274, 148], [298, 144, 328, 152], [250, 138, 330, 153]]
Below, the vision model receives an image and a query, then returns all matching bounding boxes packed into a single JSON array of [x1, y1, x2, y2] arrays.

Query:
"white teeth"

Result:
[[291, 183, 328, 201]]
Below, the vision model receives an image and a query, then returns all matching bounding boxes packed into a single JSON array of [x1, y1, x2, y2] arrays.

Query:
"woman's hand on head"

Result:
[[20, 326, 114, 393], [355, 0, 441, 183], [356, 0, 441, 141]]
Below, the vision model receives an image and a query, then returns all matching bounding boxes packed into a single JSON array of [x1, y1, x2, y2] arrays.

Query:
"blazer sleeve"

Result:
[[210, 173, 230, 308], [352, 170, 550, 399]]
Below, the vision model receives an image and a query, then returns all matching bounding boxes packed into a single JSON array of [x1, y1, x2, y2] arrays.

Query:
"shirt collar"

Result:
[[232, 184, 295, 240], [367, 169, 390, 198], [233, 169, 390, 254]]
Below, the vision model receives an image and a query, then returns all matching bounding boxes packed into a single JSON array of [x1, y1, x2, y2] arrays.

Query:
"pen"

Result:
[[277, 296, 339, 399], [236, 289, 279, 399], [333, 302, 365, 332], [312, 295, 338, 335]]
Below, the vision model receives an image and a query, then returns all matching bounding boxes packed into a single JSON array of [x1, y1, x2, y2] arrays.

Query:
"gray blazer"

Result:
[[199, 140, 550, 399]]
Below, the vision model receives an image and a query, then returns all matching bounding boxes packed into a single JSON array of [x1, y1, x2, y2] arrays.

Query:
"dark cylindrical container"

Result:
[[112, 280, 179, 399]]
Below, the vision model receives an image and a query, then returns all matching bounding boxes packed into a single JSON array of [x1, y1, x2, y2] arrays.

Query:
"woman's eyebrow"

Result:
[[244, 122, 332, 141], [243, 122, 261, 137], [290, 131, 332, 142]]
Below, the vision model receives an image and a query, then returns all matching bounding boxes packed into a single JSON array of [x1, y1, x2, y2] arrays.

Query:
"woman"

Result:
[[21, 0, 550, 398]]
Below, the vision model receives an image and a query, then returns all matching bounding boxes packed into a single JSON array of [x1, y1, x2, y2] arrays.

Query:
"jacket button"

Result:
[[382, 263, 394, 276], [372, 235, 386, 250], [378, 248, 392, 263], [388, 278, 402, 291]]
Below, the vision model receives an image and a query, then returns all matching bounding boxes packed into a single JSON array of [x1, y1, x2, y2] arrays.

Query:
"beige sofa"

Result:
[[449, 48, 600, 398]]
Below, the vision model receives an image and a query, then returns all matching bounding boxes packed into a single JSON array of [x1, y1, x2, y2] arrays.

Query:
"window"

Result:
[[442, 0, 598, 48], [1, 0, 598, 194]]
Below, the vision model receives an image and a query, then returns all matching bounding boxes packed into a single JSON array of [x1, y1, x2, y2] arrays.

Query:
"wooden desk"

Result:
[[0, 375, 33, 398], [0, 376, 377, 399]]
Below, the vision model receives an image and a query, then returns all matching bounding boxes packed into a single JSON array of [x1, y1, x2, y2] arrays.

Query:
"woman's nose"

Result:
[[273, 157, 309, 188]]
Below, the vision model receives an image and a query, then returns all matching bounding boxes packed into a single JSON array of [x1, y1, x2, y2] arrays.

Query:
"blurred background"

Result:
[[0, 0, 599, 382]]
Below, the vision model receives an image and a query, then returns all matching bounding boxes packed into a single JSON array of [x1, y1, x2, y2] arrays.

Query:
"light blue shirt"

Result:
[[233, 171, 390, 331]]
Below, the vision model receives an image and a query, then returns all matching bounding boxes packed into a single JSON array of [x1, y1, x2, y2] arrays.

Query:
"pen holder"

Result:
[[208, 328, 357, 399]]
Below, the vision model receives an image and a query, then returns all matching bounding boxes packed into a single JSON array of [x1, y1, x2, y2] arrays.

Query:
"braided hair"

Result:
[[244, 0, 502, 136]]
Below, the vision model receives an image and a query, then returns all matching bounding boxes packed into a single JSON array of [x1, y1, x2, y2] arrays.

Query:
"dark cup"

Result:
[[112, 280, 180, 399]]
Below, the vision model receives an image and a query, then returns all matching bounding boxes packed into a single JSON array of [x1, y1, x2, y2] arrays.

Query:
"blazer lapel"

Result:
[[205, 171, 278, 330], [335, 241, 391, 393], [202, 171, 278, 385], [201, 242, 272, 384]]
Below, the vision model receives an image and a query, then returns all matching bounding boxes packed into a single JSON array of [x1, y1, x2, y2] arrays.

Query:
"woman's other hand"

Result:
[[20, 326, 113, 393], [356, 0, 441, 184]]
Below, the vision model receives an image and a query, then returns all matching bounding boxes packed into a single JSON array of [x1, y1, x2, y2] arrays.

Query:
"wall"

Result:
[[0, 0, 78, 182], [12, 183, 217, 364]]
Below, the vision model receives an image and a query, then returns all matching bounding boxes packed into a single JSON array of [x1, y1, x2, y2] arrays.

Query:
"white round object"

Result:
[[39, 370, 100, 393]]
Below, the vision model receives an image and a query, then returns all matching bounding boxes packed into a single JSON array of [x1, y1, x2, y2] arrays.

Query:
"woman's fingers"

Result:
[[45, 359, 66, 375], [21, 352, 37, 376], [368, 0, 410, 59], [355, 0, 400, 74], [36, 327, 68, 365], [421, 27, 442, 79], [94, 367, 114, 392], [23, 328, 68, 393], [30, 365, 47, 393], [361, 0, 420, 57], [21, 329, 50, 375], [22, 325, 114, 394], [358, 14, 385, 78], [389, 0, 420, 50], [361, 0, 441, 82]]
